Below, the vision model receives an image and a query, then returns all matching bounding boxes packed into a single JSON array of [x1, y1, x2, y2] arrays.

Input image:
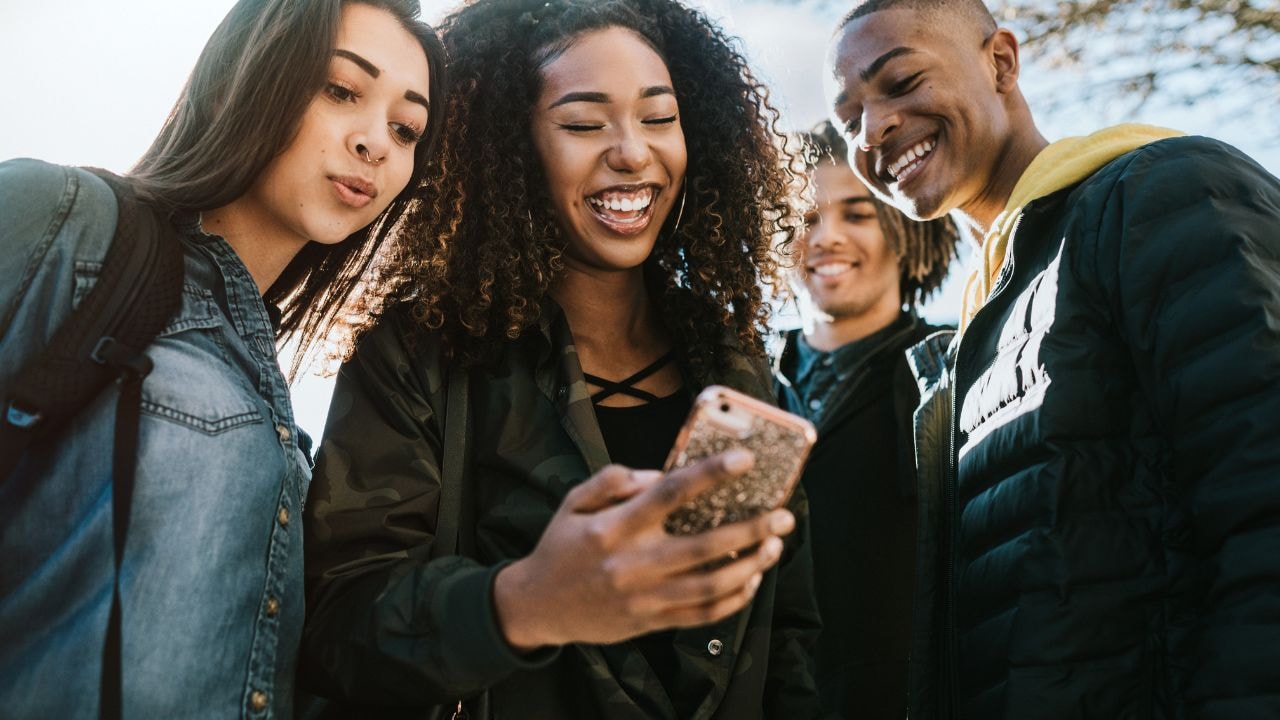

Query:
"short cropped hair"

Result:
[[837, 0, 997, 39]]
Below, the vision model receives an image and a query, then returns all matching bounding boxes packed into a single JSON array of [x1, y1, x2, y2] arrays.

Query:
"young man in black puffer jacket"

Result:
[[775, 120, 958, 720], [825, 1, 1280, 718]]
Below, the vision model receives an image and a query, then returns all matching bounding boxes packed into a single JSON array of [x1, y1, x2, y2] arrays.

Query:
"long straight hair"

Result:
[[130, 0, 447, 375]]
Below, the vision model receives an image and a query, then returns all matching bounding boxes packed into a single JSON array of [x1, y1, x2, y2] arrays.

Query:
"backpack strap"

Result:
[[0, 170, 183, 472], [433, 365, 471, 558], [0, 168, 184, 720]]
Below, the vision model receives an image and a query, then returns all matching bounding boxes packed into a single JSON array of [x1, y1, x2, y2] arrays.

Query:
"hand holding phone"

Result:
[[663, 385, 816, 535]]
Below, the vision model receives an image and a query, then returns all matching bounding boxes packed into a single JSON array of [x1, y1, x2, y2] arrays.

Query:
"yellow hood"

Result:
[[957, 123, 1184, 333]]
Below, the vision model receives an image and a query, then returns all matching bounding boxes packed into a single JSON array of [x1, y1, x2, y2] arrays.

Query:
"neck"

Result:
[[957, 116, 1049, 239], [200, 200, 309, 295], [550, 263, 666, 372], [804, 294, 903, 352]]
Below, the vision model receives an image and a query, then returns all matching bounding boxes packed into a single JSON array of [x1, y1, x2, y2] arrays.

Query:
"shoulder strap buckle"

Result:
[[91, 336, 155, 378], [4, 400, 43, 430]]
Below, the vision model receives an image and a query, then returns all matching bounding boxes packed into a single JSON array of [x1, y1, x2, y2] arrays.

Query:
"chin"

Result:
[[308, 220, 365, 245]]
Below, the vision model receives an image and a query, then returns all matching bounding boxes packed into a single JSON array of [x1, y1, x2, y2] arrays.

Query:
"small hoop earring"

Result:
[[670, 185, 687, 234]]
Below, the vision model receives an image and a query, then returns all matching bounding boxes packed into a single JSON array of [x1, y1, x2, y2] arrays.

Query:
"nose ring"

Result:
[[358, 145, 383, 166]]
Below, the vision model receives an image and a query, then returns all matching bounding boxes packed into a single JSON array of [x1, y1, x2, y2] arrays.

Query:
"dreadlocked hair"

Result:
[[801, 119, 958, 306], [356, 0, 802, 380]]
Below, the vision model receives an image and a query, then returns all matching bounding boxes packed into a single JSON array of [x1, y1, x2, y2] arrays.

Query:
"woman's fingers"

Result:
[[634, 535, 784, 616], [649, 508, 795, 575], [656, 572, 767, 629], [615, 449, 755, 535], [563, 465, 661, 514]]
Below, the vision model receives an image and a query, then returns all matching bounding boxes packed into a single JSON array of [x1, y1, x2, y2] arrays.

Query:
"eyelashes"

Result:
[[326, 81, 361, 104], [642, 115, 678, 125], [556, 114, 680, 133], [325, 81, 425, 146], [391, 123, 423, 145]]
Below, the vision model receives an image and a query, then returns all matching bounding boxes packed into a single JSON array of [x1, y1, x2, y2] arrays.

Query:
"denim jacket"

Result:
[[0, 159, 310, 719]]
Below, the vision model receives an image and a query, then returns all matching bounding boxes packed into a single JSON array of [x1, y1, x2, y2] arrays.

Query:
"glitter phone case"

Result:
[[662, 385, 817, 535]]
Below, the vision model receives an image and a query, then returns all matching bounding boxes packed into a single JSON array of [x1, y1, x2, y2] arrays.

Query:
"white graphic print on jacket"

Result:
[[958, 241, 1064, 459]]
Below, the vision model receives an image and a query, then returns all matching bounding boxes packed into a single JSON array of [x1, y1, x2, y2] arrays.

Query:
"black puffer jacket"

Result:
[[910, 136, 1280, 719]]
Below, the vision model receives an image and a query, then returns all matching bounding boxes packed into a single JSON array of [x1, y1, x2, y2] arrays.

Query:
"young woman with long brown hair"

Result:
[[0, 1, 444, 716]]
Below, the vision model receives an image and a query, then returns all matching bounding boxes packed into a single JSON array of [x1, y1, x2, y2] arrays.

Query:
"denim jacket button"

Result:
[[249, 690, 268, 712], [265, 596, 280, 618], [706, 638, 724, 656], [277, 507, 290, 527]]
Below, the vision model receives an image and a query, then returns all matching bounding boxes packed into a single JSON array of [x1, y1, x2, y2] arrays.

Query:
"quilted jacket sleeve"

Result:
[[299, 314, 555, 706], [1103, 137, 1280, 719]]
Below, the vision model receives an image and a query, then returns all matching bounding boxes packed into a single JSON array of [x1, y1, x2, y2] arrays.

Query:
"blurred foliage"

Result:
[[990, 0, 1279, 117], [799, 0, 1280, 140]]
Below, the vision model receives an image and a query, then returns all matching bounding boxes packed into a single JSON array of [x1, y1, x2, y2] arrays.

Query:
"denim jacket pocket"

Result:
[[145, 285, 264, 434], [73, 265, 264, 435]]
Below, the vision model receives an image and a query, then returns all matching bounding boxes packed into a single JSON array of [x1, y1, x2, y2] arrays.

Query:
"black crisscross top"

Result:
[[582, 350, 677, 404], [586, 349, 691, 471]]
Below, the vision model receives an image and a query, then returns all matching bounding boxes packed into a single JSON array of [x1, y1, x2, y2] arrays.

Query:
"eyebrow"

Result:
[[335, 49, 379, 78], [862, 47, 916, 83], [833, 46, 917, 106], [336, 49, 429, 112], [840, 195, 876, 205], [548, 85, 676, 109], [405, 90, 429, 113]]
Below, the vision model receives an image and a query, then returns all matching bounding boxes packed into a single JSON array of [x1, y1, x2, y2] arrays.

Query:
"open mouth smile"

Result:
[[807, 258, 861, 281], [586, 184, 659, 236], [881, 137, 936, 187]]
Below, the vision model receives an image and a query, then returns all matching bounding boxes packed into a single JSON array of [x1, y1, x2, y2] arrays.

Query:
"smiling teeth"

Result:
[[888, 139, 935, 180], [588, 188, 654, 212], [811, 262, 852, 277]]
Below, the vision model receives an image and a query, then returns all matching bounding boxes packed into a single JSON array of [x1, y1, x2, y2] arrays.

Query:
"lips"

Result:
[[330, 174, 378, 209], [585, 183, 660, 236]]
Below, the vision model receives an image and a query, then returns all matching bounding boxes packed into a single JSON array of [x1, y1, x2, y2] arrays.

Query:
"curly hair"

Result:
[[363, 0, 802, 379], [799, 120, 958, 306]]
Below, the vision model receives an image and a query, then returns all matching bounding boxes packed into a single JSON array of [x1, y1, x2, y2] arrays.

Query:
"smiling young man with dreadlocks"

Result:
[[774, 119, 957, 719], [824, 0, 1280, 718]]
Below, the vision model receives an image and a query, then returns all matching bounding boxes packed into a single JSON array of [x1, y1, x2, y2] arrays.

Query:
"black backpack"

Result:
[[0, 168, 185, 719]]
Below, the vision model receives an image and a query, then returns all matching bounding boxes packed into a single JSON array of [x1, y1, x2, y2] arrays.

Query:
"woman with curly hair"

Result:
[[299, 0, 820, 717]]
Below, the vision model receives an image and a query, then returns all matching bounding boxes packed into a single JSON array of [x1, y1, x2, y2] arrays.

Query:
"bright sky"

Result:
[[3, 0, 1274, 439]]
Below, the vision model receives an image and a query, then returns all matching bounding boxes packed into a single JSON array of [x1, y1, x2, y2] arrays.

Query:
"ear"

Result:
[[987, 28, 1021, 94]]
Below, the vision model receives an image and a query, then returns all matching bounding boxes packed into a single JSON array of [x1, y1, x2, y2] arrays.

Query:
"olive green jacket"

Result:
[[300, 303, 821, 719]]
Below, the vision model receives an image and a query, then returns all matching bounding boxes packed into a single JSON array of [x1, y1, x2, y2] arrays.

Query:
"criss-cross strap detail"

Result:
[[583, 350, 677, 404]]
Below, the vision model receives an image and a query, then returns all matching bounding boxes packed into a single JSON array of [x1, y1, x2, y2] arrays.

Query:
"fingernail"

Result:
[[747, 573, 762, 594], [769, 510, 795, 535], [723, 448, 753, 473], [763, 536, 784, 560], [631, 470, 661, 486]]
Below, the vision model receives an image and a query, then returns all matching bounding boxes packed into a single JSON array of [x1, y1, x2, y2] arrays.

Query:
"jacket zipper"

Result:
[[941, 210, 1026, 717]]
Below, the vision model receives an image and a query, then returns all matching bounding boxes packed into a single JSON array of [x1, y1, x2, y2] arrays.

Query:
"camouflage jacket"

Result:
[[300, 302, 821, 719]]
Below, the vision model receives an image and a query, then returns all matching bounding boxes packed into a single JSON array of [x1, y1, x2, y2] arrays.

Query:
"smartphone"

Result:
[[662, 385, 817, 535]]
